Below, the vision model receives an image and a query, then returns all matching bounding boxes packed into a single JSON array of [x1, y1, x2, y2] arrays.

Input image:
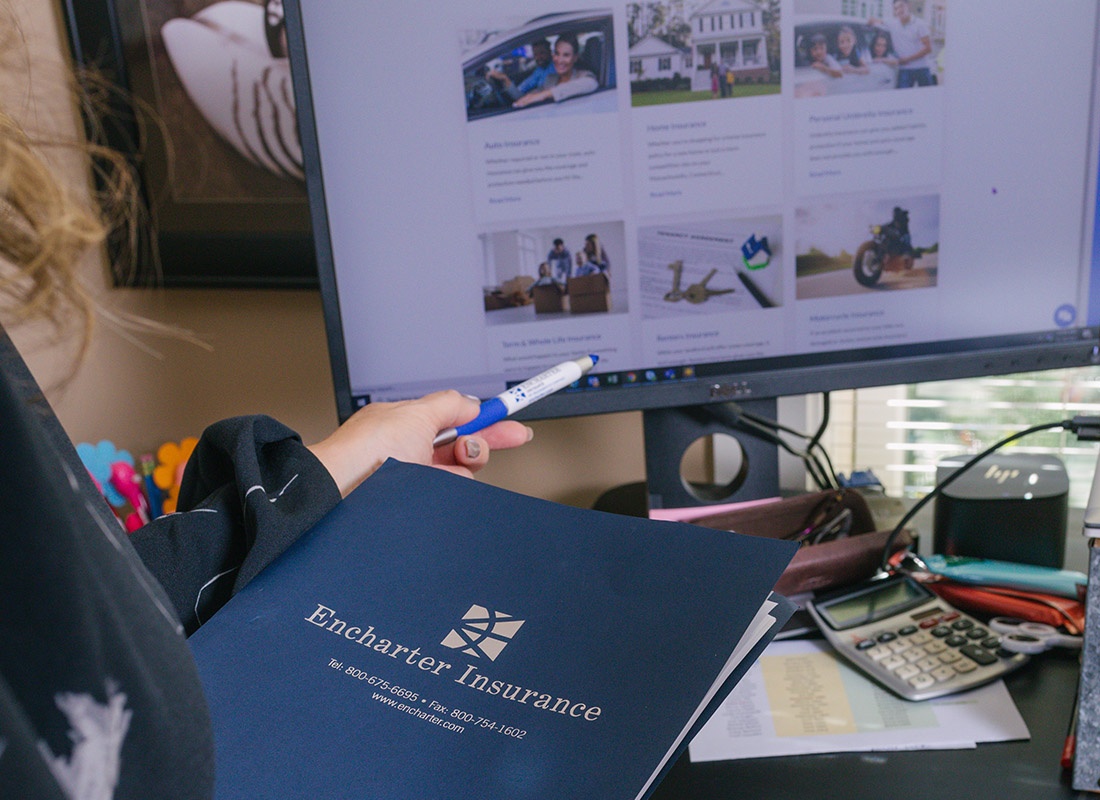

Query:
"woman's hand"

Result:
[[512, 88, 551, 108], [307, 390, 532, 496]]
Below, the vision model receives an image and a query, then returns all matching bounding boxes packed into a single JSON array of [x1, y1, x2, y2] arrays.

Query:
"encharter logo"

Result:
[[441, 605, 525, 661]]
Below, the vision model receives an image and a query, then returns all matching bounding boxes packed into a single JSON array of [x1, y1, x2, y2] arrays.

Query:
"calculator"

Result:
[[807, 573, 1029, 701]]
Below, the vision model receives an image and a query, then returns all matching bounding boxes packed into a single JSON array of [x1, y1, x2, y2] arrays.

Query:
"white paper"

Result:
[[638, 598, 780, 800], [689, 639, 1030, 762]]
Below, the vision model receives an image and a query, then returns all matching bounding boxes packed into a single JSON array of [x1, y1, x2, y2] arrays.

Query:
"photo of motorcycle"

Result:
[[852, 206, 915, 287]]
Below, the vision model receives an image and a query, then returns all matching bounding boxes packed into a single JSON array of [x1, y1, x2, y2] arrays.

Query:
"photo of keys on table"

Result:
[[664, 261, 735, 304]]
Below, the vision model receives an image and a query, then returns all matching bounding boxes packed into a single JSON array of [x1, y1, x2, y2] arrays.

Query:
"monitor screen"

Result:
[[285, 1, 1100, 431]]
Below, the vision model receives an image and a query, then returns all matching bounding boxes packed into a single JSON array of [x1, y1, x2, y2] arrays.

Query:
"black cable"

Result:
[[743, 399, 830, 448], [816, 447, 840, 489], [808, 392, 830, 454], [736, 394, 841, 488], [807, 393, 840, 488], [729, 410, 831, 488], [734, 411, 832, 489], [704, 403, 827, 487], [734, 413, 833, 489], [878, 418, 1074, 573]]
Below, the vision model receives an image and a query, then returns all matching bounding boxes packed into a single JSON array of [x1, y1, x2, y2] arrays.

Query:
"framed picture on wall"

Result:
[[61, 0, 317, 288]]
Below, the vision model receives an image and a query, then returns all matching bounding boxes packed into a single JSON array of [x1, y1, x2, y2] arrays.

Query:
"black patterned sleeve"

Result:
[[130, 416, 341, 635]]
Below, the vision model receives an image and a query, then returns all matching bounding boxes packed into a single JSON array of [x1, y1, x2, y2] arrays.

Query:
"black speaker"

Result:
[[933, 453, 1068, 568]]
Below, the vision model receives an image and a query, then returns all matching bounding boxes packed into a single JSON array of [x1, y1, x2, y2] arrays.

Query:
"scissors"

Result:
[[988, 617, 1083, 655]]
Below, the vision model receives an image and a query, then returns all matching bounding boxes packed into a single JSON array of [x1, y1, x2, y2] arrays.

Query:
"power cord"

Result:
[[711, 394, 840, 490], [741, 394, 840, 490]]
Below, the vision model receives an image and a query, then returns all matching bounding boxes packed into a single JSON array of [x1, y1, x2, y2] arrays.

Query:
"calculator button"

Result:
[[909, 631, 933, 645], [919, 618, 940, 629], [923, 640, 947, 654], [981, 637, 1001, 649], [889, 640, 910, 654], [945, 635, 967, 647], [953, 658, 978, 673], [855, 638, 876, 651], [898, 625, 918, 636], [908, 673, 936, 690], [931, 626, 952, 637], [877, 632, 898, 643], [938, 649, 962, 664], [895, 664, 921, 680], [951, 619, 974, 631], [960, 645, 998, 666], [866, 645, 892, 661], [882, 655, 906, 670], [903, 647, 927, 663], [941, 612, 960, 622], [966, 628, 989, 640], [917, 657, 940, 671], [931, 665, 956, 682]]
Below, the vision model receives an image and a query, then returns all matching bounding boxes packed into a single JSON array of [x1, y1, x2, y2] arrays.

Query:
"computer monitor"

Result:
[[284, 1, 1100, 507]]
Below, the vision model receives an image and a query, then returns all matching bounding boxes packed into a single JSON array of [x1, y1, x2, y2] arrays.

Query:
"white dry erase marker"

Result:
[[433, 355, 598, 447]]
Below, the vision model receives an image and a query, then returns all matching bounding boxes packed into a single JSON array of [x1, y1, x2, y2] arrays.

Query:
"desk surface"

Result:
[[652, 649, 1082, 800]]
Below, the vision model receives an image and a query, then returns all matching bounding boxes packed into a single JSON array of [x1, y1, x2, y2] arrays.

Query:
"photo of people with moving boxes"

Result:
[[481, 221, 628, 323]]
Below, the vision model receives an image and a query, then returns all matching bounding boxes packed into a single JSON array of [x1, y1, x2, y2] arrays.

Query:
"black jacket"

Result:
[[0, 328, 340, 799]]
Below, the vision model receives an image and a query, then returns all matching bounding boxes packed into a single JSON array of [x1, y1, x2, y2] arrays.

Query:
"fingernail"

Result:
[[463, 394, 481, 403], [525, 426, 535, 442], [464, 439, 482, 459]]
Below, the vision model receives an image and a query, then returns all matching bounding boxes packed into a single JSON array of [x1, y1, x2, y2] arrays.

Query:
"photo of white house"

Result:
[[627, 1, 779, 106], [628, 33, 692, 84], [687, 0, 771, 91]]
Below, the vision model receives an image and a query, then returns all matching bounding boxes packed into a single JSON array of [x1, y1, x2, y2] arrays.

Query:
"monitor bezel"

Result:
[[284, 1, 1100, 428]]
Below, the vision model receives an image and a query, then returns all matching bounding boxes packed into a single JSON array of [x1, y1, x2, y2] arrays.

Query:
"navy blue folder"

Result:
[[189, 459, 796, 799]]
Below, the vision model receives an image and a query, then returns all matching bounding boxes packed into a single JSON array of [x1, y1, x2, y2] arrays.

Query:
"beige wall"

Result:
[[7, 0, 646, 509]]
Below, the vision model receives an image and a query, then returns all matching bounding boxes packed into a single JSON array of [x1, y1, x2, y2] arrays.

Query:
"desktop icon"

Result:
[[1055, 304, 1077, 328]]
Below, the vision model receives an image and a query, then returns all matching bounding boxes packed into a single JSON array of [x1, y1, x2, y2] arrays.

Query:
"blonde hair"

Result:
[[0, 4, 193, 369], [0, 0, 139, 345], [0, 112, 95, 336]]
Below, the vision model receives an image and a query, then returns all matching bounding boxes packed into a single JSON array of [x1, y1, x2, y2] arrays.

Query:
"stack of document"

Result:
[[690, 639, 1029, 762]]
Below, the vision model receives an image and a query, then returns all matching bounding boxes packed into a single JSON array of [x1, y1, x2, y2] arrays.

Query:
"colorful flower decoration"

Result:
[[76, 441, 134, 508], [153, 437, 199, 514]]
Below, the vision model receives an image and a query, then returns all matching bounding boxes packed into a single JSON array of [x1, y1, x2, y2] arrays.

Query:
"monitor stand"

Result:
[[592, 399, 782, 517]]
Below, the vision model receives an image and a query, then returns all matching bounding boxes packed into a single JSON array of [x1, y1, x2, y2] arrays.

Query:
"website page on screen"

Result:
[[297, 1, 1100, 406]]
